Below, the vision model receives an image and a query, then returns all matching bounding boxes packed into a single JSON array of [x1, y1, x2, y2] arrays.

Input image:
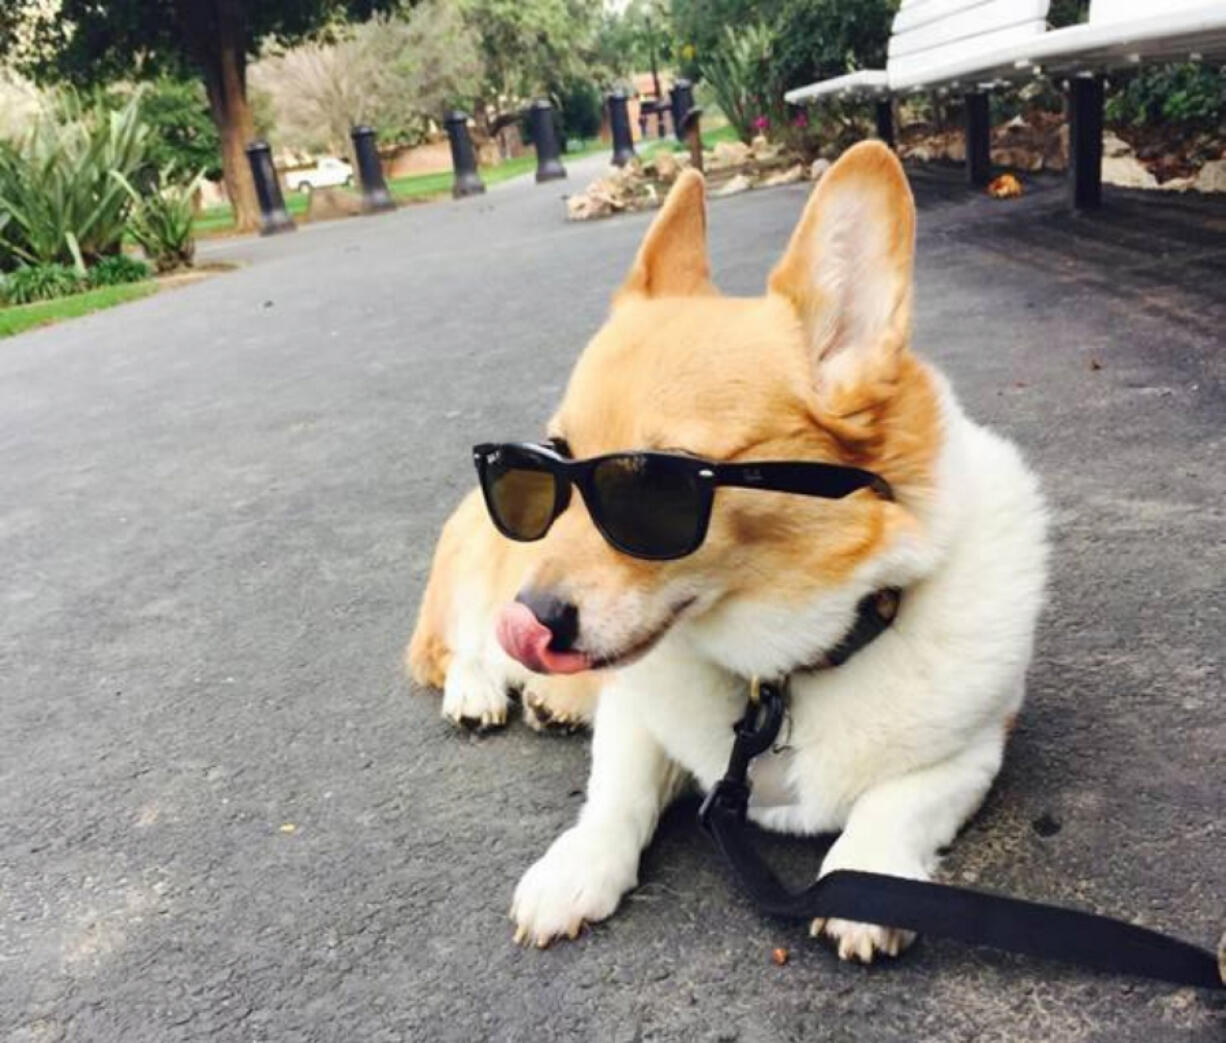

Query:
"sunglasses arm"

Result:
[[711, 461, 894, 502]]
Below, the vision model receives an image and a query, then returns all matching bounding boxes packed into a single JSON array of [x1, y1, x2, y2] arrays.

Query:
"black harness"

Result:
[[698, 592, 1226, 990]]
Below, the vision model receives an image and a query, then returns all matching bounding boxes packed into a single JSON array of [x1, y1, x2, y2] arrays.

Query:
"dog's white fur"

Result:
[[507, 146, 1049, 961]]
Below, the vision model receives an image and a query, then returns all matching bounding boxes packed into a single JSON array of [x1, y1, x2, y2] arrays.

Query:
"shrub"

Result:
[[113, 164, 204, 273], [1105, 62, 1226, 134], [87, 254, 151, 288], [702, 23, 777, 143], [557, 79, 604, 147], [0, 89, 148, 272], [1, 262, 83, 305]]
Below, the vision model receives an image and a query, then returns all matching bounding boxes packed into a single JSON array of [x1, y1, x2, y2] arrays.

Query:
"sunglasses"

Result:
[[472, 441, 894, 562]]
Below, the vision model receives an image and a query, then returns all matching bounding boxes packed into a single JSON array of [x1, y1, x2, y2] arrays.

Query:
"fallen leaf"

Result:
[[771, 947, 790, 966], [987, 173, 1023, 199], [279, 822, 297, 834]]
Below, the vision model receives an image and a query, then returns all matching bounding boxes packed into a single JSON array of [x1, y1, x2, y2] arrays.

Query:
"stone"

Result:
[[1193, 158, 1226, 194], [305, 187, 364, 221], [654, 150, 682, 183], [1102, 154, 1158, 190], [1102, 131, 1133, 159], [750, 135, 782, 162], [809, 158, 831, 181], [710, 140, 752, 169], [714, 173, 752, 197], [759, 163, 805, 188]]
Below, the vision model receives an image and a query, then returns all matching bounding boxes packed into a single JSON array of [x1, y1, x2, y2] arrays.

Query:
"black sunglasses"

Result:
[[473, 441, 893, 562]]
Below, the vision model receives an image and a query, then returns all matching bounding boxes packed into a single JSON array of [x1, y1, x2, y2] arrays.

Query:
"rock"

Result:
[[809, 158, 831, 181], [710, 140, 752, 169], [1102, 131, 1133, 159], [305, 187, 364, 221], [750, 135, 781, 162], [1193, 158, 1226, 194], [1102, 154, 1158, 190], [759, 163, 805, 188], [714, 174, 752, 197], [654, 150, 682, 183]]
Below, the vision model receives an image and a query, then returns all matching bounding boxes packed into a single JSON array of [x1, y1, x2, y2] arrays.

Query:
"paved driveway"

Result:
[[2, 154, 1224, 1041]]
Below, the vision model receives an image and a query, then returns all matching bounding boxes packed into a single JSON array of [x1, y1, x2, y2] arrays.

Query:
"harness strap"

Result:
[[699, 682, 1226, 990]]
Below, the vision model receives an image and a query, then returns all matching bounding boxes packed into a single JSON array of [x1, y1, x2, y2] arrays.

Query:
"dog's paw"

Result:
[[511, 828, 635, 948], [520, 674, 598, 734], [442, 659, 509, 731], [810, 917, 916, 964]]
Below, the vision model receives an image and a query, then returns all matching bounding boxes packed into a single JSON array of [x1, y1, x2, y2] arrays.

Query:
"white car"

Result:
[[287, 157, 354, 192]]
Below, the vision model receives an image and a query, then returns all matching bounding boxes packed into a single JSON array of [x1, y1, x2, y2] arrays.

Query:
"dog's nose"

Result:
[[515, 590, 579, 652]]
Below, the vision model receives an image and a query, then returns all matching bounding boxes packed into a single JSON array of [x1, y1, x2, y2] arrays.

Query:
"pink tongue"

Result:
[[496, 602, 591, 675]]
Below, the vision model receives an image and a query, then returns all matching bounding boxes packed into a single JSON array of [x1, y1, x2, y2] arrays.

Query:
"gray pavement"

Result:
[[2, 157, 1224, 1042]]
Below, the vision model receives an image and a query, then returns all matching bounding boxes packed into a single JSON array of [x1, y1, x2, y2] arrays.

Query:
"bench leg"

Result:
[[1068, 75, 1104, 211], [964, 91, 991, 188], [875, 99, 895, 148]]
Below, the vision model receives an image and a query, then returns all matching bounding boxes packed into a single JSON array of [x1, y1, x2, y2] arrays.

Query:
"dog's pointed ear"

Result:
[[768, 142, 915, 395], [617, 169, 715, 300]]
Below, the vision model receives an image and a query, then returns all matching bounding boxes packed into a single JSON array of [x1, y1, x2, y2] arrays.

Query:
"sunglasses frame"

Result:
[[473, 441, 895, 562]]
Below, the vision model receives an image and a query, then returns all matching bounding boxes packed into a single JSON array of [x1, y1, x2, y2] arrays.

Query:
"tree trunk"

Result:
[[183, 0, 260, 232]]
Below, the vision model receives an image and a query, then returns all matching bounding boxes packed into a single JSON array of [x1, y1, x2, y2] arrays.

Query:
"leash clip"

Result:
[[699, 678, 788, 832]]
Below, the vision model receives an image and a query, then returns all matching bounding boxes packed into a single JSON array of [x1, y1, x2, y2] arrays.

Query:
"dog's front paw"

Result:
[[442, 659, 508, 730], [810, 917, 916, 964], [521, 676, 595, 734], [511, 827, 636, 947]]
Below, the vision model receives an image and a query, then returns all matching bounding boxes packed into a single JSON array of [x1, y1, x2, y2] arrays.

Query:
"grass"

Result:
[[194, 141, 607, 238], [0, 281, 157, 339]]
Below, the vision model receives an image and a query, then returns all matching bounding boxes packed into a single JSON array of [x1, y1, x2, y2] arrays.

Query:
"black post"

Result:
[[444, 111, 486, 198], [349, 125, 395, 213], [670, 79, 695, 143], [1068, 75, 1104, 211], [875, 98, 895, 148], [244, 140, 295, 235], [964, 91, 991, 187], [638, 105, 649, 142], [607, 89, 636, 167], [529, 100, 567, 182]]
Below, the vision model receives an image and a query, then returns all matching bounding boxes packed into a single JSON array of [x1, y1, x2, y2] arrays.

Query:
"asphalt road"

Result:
[[2, 153, 1224, 1042]]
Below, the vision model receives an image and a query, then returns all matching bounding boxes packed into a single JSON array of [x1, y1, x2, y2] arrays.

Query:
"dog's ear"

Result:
[[617, 169, 715, 300], [768, 141, 915, 396]]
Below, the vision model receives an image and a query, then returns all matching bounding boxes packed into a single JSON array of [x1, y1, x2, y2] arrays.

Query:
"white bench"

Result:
[[784, 0, 1226, 208]]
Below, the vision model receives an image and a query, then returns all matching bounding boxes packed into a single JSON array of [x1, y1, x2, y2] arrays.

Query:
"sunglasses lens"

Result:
[[591, 455, 705, 558], [484, 451, 558, 541]]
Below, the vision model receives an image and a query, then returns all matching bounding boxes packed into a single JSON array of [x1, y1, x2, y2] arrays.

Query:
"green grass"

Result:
[[193, 141, 608, 238], [0, 281, 157, 338]]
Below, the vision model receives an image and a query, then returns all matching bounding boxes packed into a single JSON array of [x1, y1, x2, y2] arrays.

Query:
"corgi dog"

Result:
[[407, 488, 601, 731], [489, 142, 1049, 962]]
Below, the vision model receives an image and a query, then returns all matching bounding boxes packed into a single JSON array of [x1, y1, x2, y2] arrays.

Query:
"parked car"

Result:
[[287, 157, 354, 192]]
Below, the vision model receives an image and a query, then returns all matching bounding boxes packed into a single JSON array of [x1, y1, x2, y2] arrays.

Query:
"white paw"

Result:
[[521, 680, 591, 733], [810, 917, 916, 963], [510, 827, 636, 947], [441, 658, 508, 730]]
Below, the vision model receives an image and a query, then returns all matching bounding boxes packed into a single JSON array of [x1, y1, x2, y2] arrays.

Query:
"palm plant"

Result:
[[0, 89, 148, 273], [112, 164, 205, 272]]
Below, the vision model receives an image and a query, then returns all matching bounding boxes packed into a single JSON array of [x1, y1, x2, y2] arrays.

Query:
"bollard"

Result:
[[681, 107, 704, 174], [607, 89, 636, 167], [529, 100, 567, 182], [637, 106, 649, 142], [350, 124, 395, 213], [670, 79, 695, 143], [444, 111, 486, 198], [244, 140, 295, 235]]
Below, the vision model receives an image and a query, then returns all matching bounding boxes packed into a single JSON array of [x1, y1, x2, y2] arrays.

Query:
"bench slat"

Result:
[[894, 0, 1048, 36], [890, 0, 1051, 58], [889, 21, 1049, 82]]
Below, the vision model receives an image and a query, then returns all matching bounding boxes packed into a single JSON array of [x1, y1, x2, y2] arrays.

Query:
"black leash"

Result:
[[699, 679, 1226, 990]]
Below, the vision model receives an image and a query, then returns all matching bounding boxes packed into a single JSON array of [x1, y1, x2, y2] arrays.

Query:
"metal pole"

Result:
[[607, 89, 636, 167], [443, 111, 486, 198], [529, 100, 567, 183], [964, 91, 991, 187], [349, 125, 395, 213], [1068, 75, 1104, 210], [244, 140, 295, 235]]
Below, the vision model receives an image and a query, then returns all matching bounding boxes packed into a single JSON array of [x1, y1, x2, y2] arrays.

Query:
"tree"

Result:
[[252, 2, 483, 158], [4, 1, 412, 232]]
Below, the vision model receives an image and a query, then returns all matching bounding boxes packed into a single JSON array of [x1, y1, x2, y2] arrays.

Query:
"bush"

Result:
[[702, 23, 777, 143], [1, 262, 83, 305], [113, 164, 203, 273], [87, 254, 151, 288], [557, 79, 604, 146], [1105, 62, 1226, 134], [0, 89, 148, 272]]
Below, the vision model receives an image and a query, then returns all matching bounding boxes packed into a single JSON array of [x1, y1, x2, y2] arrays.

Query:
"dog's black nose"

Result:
[[515, 591, 579, 652]]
